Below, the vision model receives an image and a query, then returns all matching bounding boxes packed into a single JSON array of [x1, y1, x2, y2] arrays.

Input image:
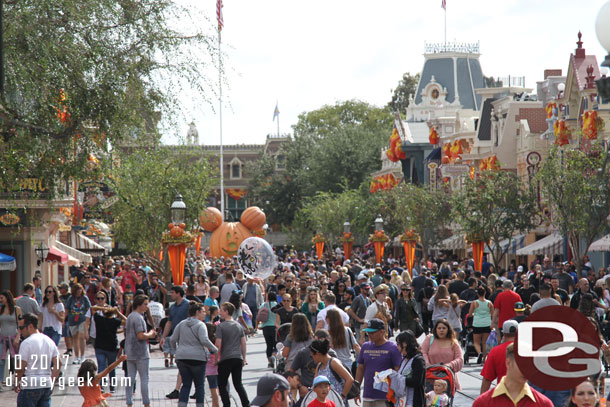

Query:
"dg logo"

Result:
[[515, 305, 601, 391]]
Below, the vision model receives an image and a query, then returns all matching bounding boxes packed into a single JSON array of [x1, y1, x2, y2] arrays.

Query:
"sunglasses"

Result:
[[286, 280, 293, 283], [96, 297, 106, 300], [45, 290, 54, 294], [401, 288, 410, 291]]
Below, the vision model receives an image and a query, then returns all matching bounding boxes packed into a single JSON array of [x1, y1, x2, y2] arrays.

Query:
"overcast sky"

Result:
[[164, 0, 609, 146]]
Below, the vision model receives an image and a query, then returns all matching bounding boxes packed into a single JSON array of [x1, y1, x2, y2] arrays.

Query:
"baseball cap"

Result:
[[517, 265, 524, 272], [514, 302, 526, 312], [363, 318, 385, 332], [312, 375, 331, 387], [502, 320, 519, 335], [251, 374, 290, 406], [359, 282, 371, 289]]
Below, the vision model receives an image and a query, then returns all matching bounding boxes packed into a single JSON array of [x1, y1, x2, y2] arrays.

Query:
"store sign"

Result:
[[0, 178, 49, 196], [0, 209, 27, 227], [440, 165, 469, 177]]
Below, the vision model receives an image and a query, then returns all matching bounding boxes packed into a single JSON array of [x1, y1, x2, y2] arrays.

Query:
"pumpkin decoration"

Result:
[[199, 207, 223, 231], [179, 223, 186, 229], [170, 226, 184, 237], [240, 206, 266, 230], [168, 223, 174, 229], [210, 222, 252, 257]]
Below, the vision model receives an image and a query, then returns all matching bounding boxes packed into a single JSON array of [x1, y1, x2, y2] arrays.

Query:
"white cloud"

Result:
[[165, 0, 609, 146]]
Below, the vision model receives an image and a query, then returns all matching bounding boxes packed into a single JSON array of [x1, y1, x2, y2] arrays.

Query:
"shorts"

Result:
[[162, 339, 175, 355], [69, 323, 86, 336], [207, 374, 218, 389], [62, 323, 71, 338], [472, 326, 491, 334]]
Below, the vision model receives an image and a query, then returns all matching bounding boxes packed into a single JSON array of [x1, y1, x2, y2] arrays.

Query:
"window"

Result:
[[276, 154, 285, 170], [226, 196, 246, 221], [229, 158, 242, 179]]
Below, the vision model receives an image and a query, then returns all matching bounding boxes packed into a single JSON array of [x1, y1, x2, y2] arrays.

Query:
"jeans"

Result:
[[126, 358, 150, 406], [249, 306, 258, 326], [262, 326, 277, 358], [218, 358, 249, 407], [530, 383, 570, 407], [17, 387, 52, 407], [177, 360, 206, 407], [95, 348, 117, 389], [42, 327, 60, 346]]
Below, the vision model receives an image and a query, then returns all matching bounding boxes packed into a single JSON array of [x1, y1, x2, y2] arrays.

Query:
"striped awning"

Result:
[[72, 231, 107, 255], [434, 234, 466, 250], [54, 241, 93, 265], [516, 233, 563, 256], [489, 234, 527, 255], [589, 234, 610, 252]]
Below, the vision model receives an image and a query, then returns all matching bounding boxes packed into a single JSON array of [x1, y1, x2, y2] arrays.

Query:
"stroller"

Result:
[[274, 323, 292, 374], [301, 387, 342, 406], [425, 364, 456, 407], [461, 314, 478, 365]]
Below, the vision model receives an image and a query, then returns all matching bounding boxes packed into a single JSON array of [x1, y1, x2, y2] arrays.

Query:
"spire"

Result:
[[586, 65, 596, 89], [575, 31, 586, 59], [187, 121, 199, 145]]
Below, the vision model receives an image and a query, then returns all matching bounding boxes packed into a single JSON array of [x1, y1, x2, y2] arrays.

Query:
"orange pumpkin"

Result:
[[179, 222, 186, 230], [170, 226, 184, 237], [209, 222, 253, 258], [240, 206, 266, 230], [199, 207, 223, 231], [168, 223, 174, 229]]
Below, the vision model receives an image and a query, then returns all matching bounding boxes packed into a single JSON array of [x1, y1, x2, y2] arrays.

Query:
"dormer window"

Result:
[[229, 158, 242, 179]]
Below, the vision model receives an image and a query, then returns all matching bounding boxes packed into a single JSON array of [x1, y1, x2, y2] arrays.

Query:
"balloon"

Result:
[[237, 237, 277, 280]]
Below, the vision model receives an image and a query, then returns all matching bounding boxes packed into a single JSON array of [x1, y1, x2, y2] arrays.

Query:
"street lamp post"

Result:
[[342, 221, 353, 260], [371, 215, 388, 265], [595, 1, 610, 100], [166, 193, 189, 285], [170, 193, 187, 224], [374, 215, 384, 232]]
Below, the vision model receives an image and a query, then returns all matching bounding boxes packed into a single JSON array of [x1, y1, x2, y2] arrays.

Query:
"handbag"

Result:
[[321, 357, 361, 399], [347, 328, 358, 376], [413, 320, 425, 337], [256, 303, 270, 323]]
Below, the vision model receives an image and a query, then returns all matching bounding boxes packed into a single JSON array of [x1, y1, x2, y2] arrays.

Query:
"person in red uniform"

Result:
[[492, 280, 521, 334], [473, 343, 552, 407], [479, 320, 517, 394]]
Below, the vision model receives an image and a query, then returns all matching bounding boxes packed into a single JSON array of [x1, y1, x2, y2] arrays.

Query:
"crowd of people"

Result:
[[1, 248, 610, 407]]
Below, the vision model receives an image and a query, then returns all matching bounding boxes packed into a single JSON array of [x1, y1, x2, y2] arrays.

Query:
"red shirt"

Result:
[[480, 340, 513, 383], [473, 378, 553, 407], [119, 269, 138, 292], [307, 399, 336, 407], [494, 290, 521, 328]]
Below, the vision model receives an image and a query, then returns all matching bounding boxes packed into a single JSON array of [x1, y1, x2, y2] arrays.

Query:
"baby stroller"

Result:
[[300, 387, 343, 406], [425, 364, 456, 407], [274, 323, 292, 374], [461, 314, 478, 365]]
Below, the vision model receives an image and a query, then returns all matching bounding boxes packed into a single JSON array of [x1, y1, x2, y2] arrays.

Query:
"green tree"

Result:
[[376, 184, 451, 259], [109, 146, 215, 281], [452, 170, 537, 268], [0, 0, 216, 193], [387, 72, 420, 113], [537, 144, 610, 273]]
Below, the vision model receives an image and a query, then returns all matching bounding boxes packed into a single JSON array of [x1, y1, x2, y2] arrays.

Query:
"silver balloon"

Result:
[[237, 237, 277, 280]]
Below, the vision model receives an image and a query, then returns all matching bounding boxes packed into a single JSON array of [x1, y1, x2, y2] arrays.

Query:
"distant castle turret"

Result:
[[187, 122, 199, 145]]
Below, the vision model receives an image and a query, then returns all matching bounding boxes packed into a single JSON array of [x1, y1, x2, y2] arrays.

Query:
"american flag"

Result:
[[441, 0, 446, 9], [217, 0, 224, 31]]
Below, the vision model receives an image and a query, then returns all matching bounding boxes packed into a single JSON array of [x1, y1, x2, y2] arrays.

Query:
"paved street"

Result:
[[2, 333, 607, 406]]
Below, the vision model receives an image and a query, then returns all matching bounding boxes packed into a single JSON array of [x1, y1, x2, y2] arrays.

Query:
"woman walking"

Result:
[[394, 285, 419, 334], [326, 308, 360, 372], [91, 300, 126, 393], [310, 338, 356, 403], [427, 284, 450, 325], [276, 294, 298, 326], [261, 292, 279, 368], [170, 302, 218, 407], [301, 288, 324, 328], [195, 275, 209, 302], [421, 319, 464, 390], [38, 285, 65, 345], [282, 313, 314, 370], [66, 283, 91, 364], [0, 290, 21, 390], [468, 286, 493, 364], [390, 330, 426, 407]]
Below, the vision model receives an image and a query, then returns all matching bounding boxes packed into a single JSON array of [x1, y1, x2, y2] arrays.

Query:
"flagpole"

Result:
[[277, 110, 280, 137], [444, 7, 447, 47], [218, 28, 224, 221]]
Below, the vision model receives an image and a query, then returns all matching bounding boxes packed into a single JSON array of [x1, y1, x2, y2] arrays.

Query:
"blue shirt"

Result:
[[169, 299, 190, 334], [204, 297, 219, 322]]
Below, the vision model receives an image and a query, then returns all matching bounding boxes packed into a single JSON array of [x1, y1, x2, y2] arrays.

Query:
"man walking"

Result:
[[243, 276, 264, 329], [216, 302, 250, 407], [162, 286, 191, 399], [14, 313, 62, 407], [16, 284, 41, 316], [492, 280, 521, 334], [355, 318, 402, 407]]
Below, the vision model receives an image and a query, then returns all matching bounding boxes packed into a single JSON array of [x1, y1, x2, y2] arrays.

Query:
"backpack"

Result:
[[256, 303, 271, 323]]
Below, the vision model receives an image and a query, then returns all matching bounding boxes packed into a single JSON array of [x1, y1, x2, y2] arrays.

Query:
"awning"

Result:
[[489, 234, 527, 255], [46, 247, 69, 264], [434, 234, 466, 250], [425, 147, 441, 162], [72, 231, 107, 255], [54, 241, 92, 265], [0, 253, 16, 271], [516, 233, 563, 256], [589, 234, 610, 252]]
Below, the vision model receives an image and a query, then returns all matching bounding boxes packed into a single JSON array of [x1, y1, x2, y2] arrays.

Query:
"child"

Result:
[[283, 371, 301, 407], [308, 376, 335, 407], [426, 380, 449, 407], [159, 310, 172, 367], [208, 305, 220, 324], [118, 339, 136, 392], [206, 322, 220, 407], [77, 355, 127, 407]]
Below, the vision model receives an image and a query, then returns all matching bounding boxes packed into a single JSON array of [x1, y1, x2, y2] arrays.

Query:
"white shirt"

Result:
[[41, 303, 65, 335], [18, 332, 59, 389], [316, 304, 349, 329]]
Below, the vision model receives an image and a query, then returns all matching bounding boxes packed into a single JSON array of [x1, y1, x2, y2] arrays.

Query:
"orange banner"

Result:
[[315, 241, 324, 259], [167, 244, 187, 285], [343, 242, 352, 260], [472, 241, 485, 272], [195, 235, 202, 255], [374, 241, 385, 264], [403, 241, 416, 276], [159, 249, 163, 261], [226, 188, 247, 200]]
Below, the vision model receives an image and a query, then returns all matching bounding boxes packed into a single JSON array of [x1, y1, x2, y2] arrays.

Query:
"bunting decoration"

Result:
[[226, 188, 247, 200], [386, 128, 407, 162], [479, 155, 500, 171], [582, 111, 604, 140], [553, 119, 572, 146], [369, 173, 399, 193], [429, 126, 440, 145], [545, 102, 557, 119]]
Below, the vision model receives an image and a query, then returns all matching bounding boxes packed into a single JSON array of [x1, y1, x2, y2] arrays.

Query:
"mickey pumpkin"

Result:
[[199, 206, 267, 258]]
